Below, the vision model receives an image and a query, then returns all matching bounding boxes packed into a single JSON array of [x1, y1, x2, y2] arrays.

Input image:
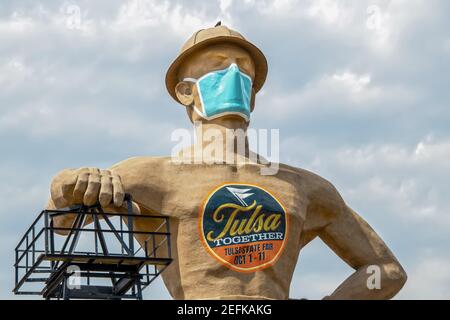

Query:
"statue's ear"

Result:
[[250, 88, 256, 112], [175, 81, 195, 107]]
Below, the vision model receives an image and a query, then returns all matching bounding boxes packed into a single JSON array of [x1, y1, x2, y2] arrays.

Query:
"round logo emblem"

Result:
[[199, 183, 288, 273]]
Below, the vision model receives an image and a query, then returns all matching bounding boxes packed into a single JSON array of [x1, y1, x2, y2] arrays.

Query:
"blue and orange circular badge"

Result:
[[199, 183, 289, 273]]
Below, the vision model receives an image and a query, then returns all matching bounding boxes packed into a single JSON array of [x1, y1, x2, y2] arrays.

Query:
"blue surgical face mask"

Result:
[[183, 63, 253, 122]]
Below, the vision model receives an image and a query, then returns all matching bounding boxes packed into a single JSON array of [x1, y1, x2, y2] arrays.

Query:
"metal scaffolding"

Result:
[[13, 194, 172, 300]]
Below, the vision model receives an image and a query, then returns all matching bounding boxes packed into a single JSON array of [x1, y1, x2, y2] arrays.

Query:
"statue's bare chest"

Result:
[[163, 163, 305, 220], [161, 163, 306, 273]]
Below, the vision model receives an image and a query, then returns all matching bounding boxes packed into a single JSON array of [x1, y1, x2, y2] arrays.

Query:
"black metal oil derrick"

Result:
[[13, 194, 172, 300]]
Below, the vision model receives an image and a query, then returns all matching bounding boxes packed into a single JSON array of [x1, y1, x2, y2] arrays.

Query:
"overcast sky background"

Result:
[[1, 0, 449, 299]]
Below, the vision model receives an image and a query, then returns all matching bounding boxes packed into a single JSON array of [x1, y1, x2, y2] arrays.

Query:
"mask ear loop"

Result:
[[182, 77, 197, 83], [182, 78, 207, 119]]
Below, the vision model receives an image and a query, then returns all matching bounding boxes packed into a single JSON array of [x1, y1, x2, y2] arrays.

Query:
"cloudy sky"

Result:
[[1, 0, 449, 299]]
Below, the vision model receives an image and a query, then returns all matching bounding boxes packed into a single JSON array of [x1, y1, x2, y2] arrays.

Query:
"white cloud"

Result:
[[332, 72, 371, 91], [0, 101, 176, 152], [258, 70, 419, 119], [219, 0, 233, 13], [336, 137, 450, 171], [0, 58, 33, 88], [398, 254, 450, 299], [0, 0, 449, 300], [113, 0, 213, 38], [116, 0, 171, 29], [0, 10, 34, 32], [312, 137, 450, 226], [307, 0, 342, 25]]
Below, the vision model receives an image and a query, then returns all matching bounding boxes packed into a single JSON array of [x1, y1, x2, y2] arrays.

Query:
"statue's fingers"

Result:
[[73, 172, 89, 203], [112, 174, 124, 207], [99, 170, 113, 207], [52, 172, 77, 208], [83, 172, 101, 206]]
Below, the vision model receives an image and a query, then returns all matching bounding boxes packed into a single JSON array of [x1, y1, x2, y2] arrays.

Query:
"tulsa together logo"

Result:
[[199, 183, 288, 273]]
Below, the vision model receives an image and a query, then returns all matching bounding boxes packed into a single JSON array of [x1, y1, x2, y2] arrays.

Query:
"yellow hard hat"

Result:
[[165, 22, 268, 104]]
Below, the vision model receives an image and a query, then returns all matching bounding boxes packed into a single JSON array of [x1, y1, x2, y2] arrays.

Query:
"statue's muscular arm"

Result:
[[46, 157, 166, 233], [300, 174, 407, 299]]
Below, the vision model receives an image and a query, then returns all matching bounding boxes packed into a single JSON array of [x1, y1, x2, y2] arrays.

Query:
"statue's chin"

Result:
[[208, 114, 248, 126]]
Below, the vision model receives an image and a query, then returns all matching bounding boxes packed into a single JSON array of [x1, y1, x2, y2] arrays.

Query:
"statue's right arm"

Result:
[[46, 157, 163, 234], [45, 167, 134, 234]]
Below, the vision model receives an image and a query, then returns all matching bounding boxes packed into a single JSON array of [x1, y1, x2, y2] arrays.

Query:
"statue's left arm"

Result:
[[301, 179, 407, 299]]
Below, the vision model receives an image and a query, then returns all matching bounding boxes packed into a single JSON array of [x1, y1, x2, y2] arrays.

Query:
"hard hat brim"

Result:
[[165, 35, 268, 105]]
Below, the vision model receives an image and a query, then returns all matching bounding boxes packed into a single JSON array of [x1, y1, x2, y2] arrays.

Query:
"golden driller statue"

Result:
[[46, 23, 407, 300]]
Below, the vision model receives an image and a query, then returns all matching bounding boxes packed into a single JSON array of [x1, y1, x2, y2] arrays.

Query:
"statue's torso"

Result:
[[114, 156, 315, 300]]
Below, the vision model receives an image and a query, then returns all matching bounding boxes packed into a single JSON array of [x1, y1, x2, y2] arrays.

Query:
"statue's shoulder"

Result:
[[277, 163, 344, 226], [110, 156, 171, 169], [278, 162, 341, 200], [109, 156, 173, 180]]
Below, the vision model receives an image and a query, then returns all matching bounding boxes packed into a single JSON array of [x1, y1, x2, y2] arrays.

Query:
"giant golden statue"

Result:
[[46, 23, 406, 300]]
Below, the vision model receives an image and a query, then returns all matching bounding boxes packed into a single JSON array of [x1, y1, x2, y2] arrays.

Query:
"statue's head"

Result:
[[165, 23, 268, 127]]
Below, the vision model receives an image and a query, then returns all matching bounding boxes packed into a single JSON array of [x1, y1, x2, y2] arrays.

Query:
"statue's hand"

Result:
[[50, 167, 124, 209]]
